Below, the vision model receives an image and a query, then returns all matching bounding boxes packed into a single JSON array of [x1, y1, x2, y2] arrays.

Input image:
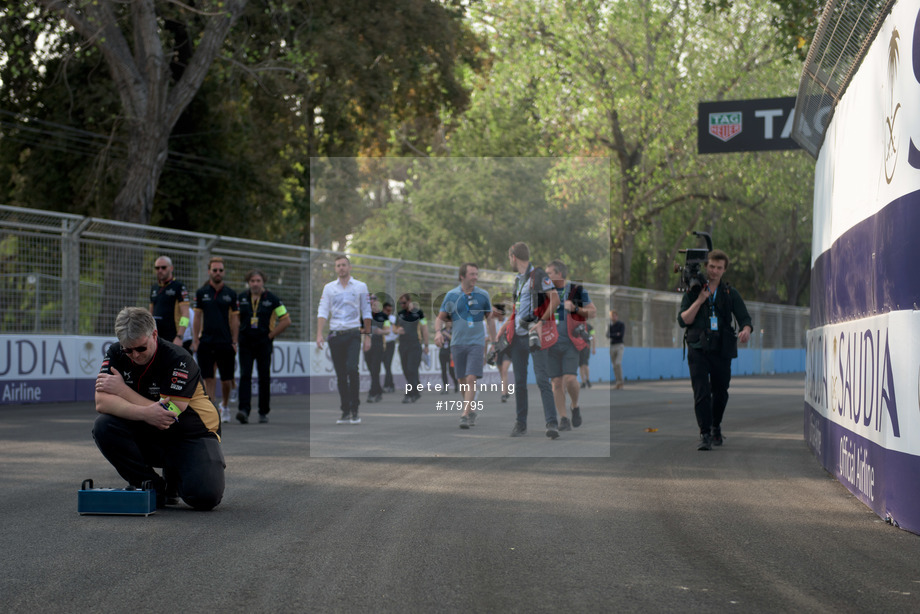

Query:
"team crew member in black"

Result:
[[235, 269, 291, 425], [381, 302, 397, 392], [438, 320, 458, 394], [394, 293, 429, 403], [678, 249, 753, 451], [93, 307, 225, 510], [363, 295, 388, 404], [191, 256, 240, 423], [149, 255, 190, 345]]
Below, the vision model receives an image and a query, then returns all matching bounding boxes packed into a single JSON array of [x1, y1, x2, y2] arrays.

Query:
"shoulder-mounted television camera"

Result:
[[675, 231, 712, 292]]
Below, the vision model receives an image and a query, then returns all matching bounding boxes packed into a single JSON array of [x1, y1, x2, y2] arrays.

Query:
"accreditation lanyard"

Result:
[[250, 292, 261, 329], [513, 265, 532, 314], [464, 291, 475, 328], [709, 287, 718, 331]]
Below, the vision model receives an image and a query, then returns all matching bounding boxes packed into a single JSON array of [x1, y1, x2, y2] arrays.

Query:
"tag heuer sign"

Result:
[[698, 97, 800, 154], [709, 112, 742, 142]]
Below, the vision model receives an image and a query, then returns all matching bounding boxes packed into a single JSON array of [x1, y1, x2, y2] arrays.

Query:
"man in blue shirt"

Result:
[[435, 263, 496, 429]]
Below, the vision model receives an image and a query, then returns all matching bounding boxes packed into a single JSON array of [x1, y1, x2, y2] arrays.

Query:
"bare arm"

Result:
[[269, 315, 291, 340], [191, 308, 203, 351], [176, 301, 190, 343], [230, 310, 240, 347]]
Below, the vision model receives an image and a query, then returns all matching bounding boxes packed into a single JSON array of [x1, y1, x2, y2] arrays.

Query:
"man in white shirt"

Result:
[[316, 255, 372, 424]]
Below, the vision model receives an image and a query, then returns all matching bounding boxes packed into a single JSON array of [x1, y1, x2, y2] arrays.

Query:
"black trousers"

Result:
[[687, 347, 732, 434], [364, 340, 384, 396], [238, 339, 273, 416], [92, 414, 225, 510], [383, 341, 396, 388], [329, 330, 362, 414], [510, 334, 557, 428], [399, 342, 422, 396]]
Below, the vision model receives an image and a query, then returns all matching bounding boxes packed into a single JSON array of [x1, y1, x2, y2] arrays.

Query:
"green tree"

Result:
[[456, 0, 813, 303]]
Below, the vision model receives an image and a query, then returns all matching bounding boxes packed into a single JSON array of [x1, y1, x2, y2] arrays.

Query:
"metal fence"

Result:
[[792, 0, 896, 157], [0, 205, 808, 348]]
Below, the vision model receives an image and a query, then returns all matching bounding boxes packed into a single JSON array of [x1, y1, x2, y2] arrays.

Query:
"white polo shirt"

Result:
[[317, 277, 372, 331]]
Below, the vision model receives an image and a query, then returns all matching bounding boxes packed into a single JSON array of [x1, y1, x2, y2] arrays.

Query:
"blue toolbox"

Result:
[[77, 479, 157, 516]]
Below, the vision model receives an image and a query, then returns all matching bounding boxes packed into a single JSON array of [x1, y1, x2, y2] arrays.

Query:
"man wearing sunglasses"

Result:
[[148, 255, 190, 346], [93, 307, 225, 510], [191, 256, 240, 423]]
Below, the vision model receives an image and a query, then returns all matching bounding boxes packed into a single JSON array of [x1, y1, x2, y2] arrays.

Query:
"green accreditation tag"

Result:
[[159, 398, 181, 418]]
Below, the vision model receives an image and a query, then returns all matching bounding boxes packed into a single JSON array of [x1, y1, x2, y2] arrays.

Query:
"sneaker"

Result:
[[459, 415, 470, 429], [546, 423, 560, 439], [501, 394, 509, 403], [258, 414, 269, 424], [698, 433, 712, 451], [571, 406, 582, 428], [711, 428, 723, 446], [337, 411, 351, 424], [580, 382, 586, 389], [559, 417, 572, 431], [373, 394, 383, 403], [510, 421, 527, 437], [220, 405, 230, 423], [235, 411, 248, 424], [467, 412, 476, 427], [366, 395, 376, 403], [350, 414, 361, 424], [402, 395, 412, 404]]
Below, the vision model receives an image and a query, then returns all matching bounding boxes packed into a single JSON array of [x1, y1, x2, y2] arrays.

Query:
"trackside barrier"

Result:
[[0, 333, 805, 405], [799, 0, 920, 533]]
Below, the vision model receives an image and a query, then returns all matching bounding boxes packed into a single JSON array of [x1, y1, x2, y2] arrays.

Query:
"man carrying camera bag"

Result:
[[545, 260, 596, 431], [678, 249, 752, 451], [504, 242, 560, 439]]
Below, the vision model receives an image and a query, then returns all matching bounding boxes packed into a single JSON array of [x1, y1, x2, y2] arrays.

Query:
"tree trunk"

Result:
[[111, 121, 171, 224]]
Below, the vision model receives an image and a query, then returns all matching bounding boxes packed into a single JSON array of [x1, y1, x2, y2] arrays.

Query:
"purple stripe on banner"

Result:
[[805, 402, 920, 534], [0, 379, 78, 405], [810, 188, 920, 328]]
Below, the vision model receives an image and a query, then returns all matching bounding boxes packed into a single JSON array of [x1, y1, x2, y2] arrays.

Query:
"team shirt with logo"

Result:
[[193, 284, 239, 345], [99, 339, 220, 438], [238, 290, 288, 342], [150, 279, 189, 341]]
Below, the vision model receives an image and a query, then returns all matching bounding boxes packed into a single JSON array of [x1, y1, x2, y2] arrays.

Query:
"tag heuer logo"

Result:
[[709, 112, 742, 142]]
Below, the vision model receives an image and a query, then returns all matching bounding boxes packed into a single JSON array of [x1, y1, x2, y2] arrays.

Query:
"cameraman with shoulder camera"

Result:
[[678, 249, 752, 451]]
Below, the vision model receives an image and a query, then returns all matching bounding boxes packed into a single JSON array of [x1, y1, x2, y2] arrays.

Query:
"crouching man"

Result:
[[93, 307, 225, 510]]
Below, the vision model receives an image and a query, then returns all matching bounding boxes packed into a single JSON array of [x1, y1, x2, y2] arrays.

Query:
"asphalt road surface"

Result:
[[3, 374, 920, 612]]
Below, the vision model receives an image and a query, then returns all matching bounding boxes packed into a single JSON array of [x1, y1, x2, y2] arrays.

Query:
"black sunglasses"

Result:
[[123, 344, 147, 355], [154, 265, 168, 270], [211, 268, 224, 273]]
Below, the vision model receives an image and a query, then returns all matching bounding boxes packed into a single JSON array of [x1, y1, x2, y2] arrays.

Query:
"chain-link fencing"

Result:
[[0, 205, 808, 348]]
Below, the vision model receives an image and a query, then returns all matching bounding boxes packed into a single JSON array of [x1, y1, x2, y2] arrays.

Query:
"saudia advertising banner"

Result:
[[0, 335, 316, 404], [806, 1, 920, 532], [0, 334, 504, 405]]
